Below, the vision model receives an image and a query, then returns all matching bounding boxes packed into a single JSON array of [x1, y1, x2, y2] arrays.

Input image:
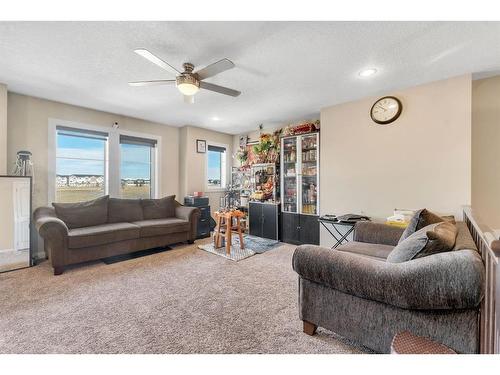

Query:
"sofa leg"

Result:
[[303, 320, 317, 336], [53, 266, 64, 276], [187, 239, 195, 244]]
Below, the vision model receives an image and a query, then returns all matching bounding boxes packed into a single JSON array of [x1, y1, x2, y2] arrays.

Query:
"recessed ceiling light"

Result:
[[212, 116, 220, 121], [359, 68, 377, 77]]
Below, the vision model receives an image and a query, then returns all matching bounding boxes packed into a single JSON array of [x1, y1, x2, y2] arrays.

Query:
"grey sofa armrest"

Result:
[[292, 245, 484, 310], [175, 205, 200, 241], [353, 221, 404, 246], [33, 207, 69, 267]]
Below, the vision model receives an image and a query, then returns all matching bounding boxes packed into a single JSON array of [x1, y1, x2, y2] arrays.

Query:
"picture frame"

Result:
[[196, 139, 206, 153]]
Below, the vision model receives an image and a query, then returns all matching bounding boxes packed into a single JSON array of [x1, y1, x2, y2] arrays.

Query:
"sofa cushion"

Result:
[[141, 195, 176, 219], [108, 198, 143, 223], [132, 218, 190, 238], [399, 209, 455, 243], [52, 195, 109, 229], [387, 222, 458, 263], [336, 241, 394, 260], [68, 222, 140, 249]]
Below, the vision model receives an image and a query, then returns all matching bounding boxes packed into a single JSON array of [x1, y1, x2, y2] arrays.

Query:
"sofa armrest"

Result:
[[353, 221, 404, 246], [33, 207, 69, 267], [292, 245, 484, 310], [175, 205, 200, 241]]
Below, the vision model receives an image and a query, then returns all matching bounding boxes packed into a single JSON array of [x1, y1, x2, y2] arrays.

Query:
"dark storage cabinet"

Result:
[[281, 212, 319, 245], [197, 206, 211, 239], [184, 196, 211, 239], [249, 202, 280, 240]]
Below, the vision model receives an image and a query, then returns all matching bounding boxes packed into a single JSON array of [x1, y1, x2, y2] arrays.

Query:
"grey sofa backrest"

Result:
[[453, 222, 478, 252]]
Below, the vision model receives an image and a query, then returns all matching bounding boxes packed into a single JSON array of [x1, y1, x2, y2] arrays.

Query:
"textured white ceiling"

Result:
[[0, 21, 499, 134]]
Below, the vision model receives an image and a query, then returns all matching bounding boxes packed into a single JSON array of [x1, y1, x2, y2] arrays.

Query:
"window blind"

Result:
[[120, 135, 157, 147], [207, 145, 226, 153], [56, 126, 108, 141]]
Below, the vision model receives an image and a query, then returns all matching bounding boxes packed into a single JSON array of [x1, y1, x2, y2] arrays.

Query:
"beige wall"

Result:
[[320, 74, 472, 245], [179, 125, 233, 213], [0, 180, 14, 250], [0, 84, 7, 174], [472, 75, 500, 229], [7, 93, 180, 210]]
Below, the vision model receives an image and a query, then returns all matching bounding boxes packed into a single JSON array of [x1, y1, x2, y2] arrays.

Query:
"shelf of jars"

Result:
[[280, 132, 319, 215]]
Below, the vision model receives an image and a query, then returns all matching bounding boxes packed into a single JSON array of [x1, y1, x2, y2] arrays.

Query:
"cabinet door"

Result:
[[262, 204, 278, 240], [197, 220, 211, 239], [299, 214, 320, 245], [281, 212, 300, 245], [299, 133, 319, 215], [249, 203, 262, 237], [281, 137, 299, 213]]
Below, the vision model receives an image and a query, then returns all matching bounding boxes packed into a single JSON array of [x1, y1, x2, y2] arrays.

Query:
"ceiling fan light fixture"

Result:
[[176, 75, 200, 96]]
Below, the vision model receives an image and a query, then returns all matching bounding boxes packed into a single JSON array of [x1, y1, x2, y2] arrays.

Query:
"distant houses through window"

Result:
[[51, 121, 160, 203], [56, 127, 107, 203], [120, 135, 156, 199]]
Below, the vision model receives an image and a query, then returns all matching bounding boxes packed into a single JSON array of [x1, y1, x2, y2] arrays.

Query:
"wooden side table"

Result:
[[391, 331, 456, 354]]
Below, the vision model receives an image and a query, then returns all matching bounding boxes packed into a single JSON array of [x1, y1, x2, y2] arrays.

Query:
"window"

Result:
[[120, 135, 156, 199], [56, 127, 108, 203], [207, 144, 227, 189], [51, 121, 160, 203]]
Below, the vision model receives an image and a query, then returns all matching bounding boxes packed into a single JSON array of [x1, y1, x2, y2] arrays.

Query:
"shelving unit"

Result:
[[248, 163, 280, 240], [230, 169, 252, 208], [280, 132, 320, 245], [250, 163, 278, 202]]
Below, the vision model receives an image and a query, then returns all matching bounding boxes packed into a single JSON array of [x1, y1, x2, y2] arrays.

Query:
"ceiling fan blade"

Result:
[[128, 80, 176, 87], [184, 95, 194, 104], [195, 58, 235, 80], [134, 49, 181, 76], [199, 81, 241, 97]]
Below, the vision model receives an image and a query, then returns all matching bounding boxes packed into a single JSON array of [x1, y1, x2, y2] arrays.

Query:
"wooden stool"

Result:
[[390, 331, 456, 354], [214, 210, 245, 255]]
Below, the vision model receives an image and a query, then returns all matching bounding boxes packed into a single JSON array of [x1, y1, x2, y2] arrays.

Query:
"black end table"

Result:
[[318, 219, 356, 249]]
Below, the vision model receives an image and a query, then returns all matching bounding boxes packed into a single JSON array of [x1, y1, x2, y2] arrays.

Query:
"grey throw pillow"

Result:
[[52, 195, 109, 229], [387, 222, 458, 263], [141, 195, 176, 219], [398, 209, 454, 243]]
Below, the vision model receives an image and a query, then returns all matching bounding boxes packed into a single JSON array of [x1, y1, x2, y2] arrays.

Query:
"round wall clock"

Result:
[[370, 96, 402, 124]]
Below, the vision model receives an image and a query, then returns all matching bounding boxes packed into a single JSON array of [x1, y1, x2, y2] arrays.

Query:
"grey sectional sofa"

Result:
[[34, 195, 200, 275], [292, 221, 484, 353]]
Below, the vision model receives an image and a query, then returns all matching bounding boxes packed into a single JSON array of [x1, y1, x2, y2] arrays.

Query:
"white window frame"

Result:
[[205, 141, 229, 192], [48, 118, 162, 203]]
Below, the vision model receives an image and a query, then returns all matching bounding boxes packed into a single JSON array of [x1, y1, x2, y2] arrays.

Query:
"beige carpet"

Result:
[[0, 239, 366, 354], [0, 249, 29, 273]]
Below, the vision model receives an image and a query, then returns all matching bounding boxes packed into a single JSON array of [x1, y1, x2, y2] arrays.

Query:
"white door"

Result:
[[13, 180, 30, 251]]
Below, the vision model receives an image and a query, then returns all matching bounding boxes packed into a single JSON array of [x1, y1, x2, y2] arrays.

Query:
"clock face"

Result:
[[370, 96, 402, 124]]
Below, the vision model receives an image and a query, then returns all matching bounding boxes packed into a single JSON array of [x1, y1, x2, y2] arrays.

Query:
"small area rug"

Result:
[[198, 234, 280, 261]]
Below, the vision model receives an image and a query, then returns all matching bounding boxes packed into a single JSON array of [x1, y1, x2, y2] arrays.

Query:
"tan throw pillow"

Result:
[[398, 209, 455, 243], [419, 222, 458, 258], [387, 222, 458, 263]]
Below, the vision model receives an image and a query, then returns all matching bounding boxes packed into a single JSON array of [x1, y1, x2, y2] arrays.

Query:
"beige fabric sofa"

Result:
[[34, 195, 199, 275]]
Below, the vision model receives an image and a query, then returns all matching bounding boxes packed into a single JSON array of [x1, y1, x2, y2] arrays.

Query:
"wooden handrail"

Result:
[[463, 206, 499, 354]]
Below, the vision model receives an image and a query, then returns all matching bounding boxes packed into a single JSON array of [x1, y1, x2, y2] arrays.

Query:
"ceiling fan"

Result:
[[129, 49, 241, 104]]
